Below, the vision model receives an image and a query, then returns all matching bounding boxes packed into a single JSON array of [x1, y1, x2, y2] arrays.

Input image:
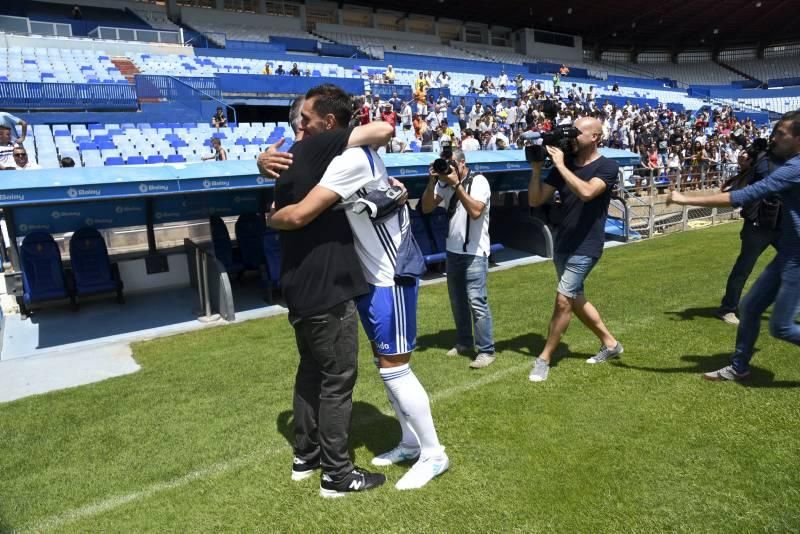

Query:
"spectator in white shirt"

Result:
[[461, 129, 481, 152], [13, 146, 40, 170]]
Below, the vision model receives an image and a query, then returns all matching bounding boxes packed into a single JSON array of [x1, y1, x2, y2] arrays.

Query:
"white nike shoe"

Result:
[[395, 451, 449, 490], [371, 444, 421, 467]]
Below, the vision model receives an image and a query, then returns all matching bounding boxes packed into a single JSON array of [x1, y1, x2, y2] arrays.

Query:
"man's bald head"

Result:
[[575, 116, 602, 136]]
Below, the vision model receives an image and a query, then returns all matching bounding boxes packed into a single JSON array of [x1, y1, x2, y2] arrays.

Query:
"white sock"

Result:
[[379, 364, 443, 457], [384, 387, 419, 449]]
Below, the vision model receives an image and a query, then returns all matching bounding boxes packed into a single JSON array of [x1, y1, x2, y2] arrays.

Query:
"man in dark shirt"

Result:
[[267, 85, 388, 497], [527, 116, 623, 382]]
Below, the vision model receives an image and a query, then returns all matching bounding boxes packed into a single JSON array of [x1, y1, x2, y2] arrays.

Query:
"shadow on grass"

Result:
[[276, 401, 399, 460], [416, 329, 590, 367], [612, 353, 800, 388], [663, 306, 721, 321]]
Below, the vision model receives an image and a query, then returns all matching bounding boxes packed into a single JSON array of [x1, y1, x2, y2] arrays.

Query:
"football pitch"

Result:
[[2, 223, 799, 533]]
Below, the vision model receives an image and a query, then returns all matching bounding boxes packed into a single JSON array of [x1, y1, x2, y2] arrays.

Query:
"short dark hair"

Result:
[[305, 84, 352, 128], [60, 156, 75, 167], [779, 111, 800, 137]]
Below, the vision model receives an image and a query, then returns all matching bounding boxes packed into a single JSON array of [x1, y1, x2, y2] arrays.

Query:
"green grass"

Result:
[[2, 223, 799, 533]]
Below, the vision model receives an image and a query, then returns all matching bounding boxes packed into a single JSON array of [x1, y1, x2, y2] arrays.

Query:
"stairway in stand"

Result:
[[112, 57, 160, 103]]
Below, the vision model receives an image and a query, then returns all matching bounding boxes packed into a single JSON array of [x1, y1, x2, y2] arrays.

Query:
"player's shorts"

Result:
[[356, 282, 418, 356]]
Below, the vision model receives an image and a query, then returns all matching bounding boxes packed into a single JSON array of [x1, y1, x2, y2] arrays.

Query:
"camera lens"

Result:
[[432, 158, 450, 174]]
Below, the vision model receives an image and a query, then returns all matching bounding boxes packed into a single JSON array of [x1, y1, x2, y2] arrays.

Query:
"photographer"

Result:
[[716, 137, 782, 325], [668, 111, 800, 382], [527, 117, 623, 383], [421, 147, 496, 369]]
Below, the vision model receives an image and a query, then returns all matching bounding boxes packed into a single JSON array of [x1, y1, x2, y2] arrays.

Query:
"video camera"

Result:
[[744, 137, 769, 160], [522, 125, 580, 163]]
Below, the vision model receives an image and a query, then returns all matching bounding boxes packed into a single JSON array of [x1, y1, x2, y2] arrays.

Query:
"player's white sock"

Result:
[[385, 387, 419, 449], [379, 364, 442, 457]]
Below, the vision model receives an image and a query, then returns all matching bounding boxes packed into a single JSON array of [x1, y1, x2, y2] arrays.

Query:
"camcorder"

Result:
[[432, 139, 454, 175], [523, 125, 580, 163]]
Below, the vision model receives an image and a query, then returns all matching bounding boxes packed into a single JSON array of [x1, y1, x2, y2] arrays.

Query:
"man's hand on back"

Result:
[[257, 137, 293, 178]]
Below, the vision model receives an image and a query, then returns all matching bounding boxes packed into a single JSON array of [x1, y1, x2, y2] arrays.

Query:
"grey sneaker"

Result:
[[446, 344, 473, 357], [715, 310, 740, 325], [528, 357, 550, 382], [469, 353, 496, 369], [703, 365, 751, 382], [586, 342, 624, 364]]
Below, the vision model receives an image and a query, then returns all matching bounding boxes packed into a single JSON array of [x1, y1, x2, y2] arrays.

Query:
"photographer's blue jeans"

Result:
[[446, 252, 495, 354], [731, 253, 800, 374], [720, 222, 780, 314]]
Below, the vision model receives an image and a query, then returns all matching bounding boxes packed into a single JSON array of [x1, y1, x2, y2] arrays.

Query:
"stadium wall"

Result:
[[15, 102, 209, 125], [177, 6, 303, 31], [2, 32, 191, 57]]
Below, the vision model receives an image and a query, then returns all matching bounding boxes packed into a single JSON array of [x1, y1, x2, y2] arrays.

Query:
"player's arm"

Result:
[[347, 121, 394, 148], [268, 186, 341, 230], [547, 146, 607, 202]]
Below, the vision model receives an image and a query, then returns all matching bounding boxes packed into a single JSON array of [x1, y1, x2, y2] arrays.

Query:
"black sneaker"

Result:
[[319, 466, 386, 498], [291, 456, 320, 481]]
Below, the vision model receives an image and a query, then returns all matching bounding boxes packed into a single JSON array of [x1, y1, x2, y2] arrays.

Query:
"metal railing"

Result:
[[0, 15, 72, 37], [616, 167, 740, 240], [0, 81, 137, 111], [88, 25, 183, 45]]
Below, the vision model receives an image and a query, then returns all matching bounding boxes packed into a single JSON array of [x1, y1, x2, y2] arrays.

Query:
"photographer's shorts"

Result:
[[553, 254, 599, 299], [356, 283, 418, 356]]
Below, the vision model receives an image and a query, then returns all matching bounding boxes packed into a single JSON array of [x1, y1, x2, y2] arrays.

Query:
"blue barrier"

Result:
[[0, 81, 137, 110], [319, 42, 360, 58], [134, 75, 222, 100], [768, 77, 800, 88], [268, 36, 318, 53], [226, 40, 287, 53], [215, 74, 365, 96], [371, 84, 413, 102]]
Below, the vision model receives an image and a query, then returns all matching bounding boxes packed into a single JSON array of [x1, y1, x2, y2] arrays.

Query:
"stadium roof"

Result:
[[353, 0, 800, 50]]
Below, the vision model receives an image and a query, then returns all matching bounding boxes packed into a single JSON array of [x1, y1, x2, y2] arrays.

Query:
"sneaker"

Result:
[[291, 456, 320, 481], [715, 310, 740, 325], [469, 353, 496, 369], [319, 466, 386, 498], [528, 357, 549, 382], [703, 365, 751, 382], [446, 344, 473, 357], [371, 444, 421, 467], [395, 451, 449, 490], [586, 342, 624, 364]]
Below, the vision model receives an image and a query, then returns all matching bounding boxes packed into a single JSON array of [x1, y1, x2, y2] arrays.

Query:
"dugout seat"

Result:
[[19, 231, 75, 315], [68, 227, 124, 304]]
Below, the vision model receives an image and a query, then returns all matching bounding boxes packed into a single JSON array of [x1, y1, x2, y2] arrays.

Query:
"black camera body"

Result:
[[524, 125, 580, 163], [432, 140, 454, 174]]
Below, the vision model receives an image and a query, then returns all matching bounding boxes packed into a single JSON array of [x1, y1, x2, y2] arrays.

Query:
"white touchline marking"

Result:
[[25, 361, 531, 532]]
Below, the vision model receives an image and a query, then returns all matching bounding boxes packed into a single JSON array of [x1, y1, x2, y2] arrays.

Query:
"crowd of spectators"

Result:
[[358, 67, 772, 189]]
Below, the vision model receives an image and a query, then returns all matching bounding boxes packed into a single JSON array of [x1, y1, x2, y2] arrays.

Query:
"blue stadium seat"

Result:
[[146, 155, 165, 164], [410, 208, 445, 265], [88, 124, 104, 131], [68, 227, 124, 304], [428, 207, 449, 254], [212, 132, 227, 139], [166, 154, 186, 163], [19, 231, 74, 315], [105, 157, 124, 166], [75, 135, 92, 144], [209, 215, 243, 276], [235, 138, 249, 146], [251, 137, 265, 145], [79, 142, 99, 151], [126, 155, 146, 165], [54, 130, 71, 137]]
